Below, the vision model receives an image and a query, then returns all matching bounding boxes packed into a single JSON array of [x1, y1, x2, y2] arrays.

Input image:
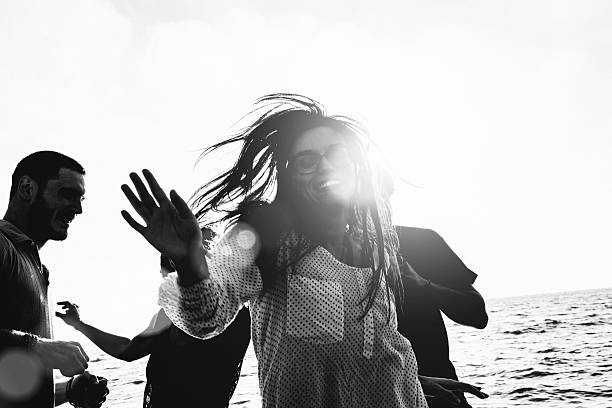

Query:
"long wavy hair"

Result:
[[191, 93, 401, 319]]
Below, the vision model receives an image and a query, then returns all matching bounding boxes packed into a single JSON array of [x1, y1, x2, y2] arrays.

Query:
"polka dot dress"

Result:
[[159, 225, 427, 408]]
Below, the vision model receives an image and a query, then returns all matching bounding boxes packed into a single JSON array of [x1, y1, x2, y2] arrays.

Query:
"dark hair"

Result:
[[191, 93, 400, 319], [10, 151, 85, 199]]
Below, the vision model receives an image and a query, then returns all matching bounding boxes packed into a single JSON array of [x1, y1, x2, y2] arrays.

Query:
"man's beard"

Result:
[[28, 196, 61, 242]]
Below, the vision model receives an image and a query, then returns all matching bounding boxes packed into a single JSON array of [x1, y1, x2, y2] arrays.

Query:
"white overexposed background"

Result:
[[1, 0, 610, 344]]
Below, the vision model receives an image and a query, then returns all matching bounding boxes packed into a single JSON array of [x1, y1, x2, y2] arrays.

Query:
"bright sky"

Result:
[[1, 0, 611, 339]]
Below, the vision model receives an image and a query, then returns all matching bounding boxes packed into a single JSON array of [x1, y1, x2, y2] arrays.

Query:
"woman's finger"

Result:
[[169, 189, 193, 219], [121, 184, 151, 221], [121, 210, 146, 235], [130, 172, 158, 209], [143, 169, 171, 206]]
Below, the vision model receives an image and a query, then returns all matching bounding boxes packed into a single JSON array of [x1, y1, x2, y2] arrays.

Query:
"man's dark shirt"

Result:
[[144, 307, 251, 408], [0, 220, 54, 407], [395, 226, 477, 380]]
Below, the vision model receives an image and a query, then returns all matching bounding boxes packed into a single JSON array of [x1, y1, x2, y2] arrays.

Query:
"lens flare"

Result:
[[237, 229, 257, 250], [0, 349, 43, 401]]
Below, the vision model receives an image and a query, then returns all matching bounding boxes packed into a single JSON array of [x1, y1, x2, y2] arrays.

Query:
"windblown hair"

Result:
[[191, 93, 401, 319]]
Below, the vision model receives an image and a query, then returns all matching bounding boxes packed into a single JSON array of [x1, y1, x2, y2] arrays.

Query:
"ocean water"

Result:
[[77, 287, 612, 407], [449, 287, 612, 408]]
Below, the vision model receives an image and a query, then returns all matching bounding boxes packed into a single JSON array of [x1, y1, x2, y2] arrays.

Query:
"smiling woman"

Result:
[[287, 127, 357, 209], [120, 94, 428, 407]]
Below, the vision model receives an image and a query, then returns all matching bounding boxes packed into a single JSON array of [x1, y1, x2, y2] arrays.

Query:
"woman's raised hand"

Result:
[[121, 170, 203, 269]]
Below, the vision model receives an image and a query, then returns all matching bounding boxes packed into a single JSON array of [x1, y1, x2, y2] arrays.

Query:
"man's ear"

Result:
[[17, 176, 39, 203]]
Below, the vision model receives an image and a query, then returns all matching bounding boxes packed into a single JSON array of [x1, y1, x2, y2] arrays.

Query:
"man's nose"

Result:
[[73, 199, 83, 214]]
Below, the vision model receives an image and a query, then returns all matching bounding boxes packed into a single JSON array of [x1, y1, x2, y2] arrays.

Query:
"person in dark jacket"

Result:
[[395, 225, 488, 407]]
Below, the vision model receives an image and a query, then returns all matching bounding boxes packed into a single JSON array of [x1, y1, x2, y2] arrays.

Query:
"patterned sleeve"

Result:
[[158, 223, 263, 339]]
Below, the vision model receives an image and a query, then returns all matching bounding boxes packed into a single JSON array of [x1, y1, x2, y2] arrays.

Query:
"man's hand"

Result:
[[419, 375, 488, 407], [120, 170, 205, 283], [33, 338, 89, 377], [56, 301, 82, 327], [67, 372, 109, 408]]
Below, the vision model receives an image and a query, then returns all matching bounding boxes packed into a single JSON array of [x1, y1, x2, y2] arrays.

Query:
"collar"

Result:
[[0, 219, 36, 247]]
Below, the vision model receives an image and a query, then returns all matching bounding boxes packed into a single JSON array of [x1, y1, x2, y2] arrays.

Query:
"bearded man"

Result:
[[0, 151, 108, 408]]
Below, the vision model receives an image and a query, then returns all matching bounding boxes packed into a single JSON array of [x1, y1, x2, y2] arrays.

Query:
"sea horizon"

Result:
[[484, 285, 612, 301]]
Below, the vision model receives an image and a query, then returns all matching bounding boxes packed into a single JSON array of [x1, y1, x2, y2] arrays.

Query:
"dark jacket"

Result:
[[395, 226, 477, 380]]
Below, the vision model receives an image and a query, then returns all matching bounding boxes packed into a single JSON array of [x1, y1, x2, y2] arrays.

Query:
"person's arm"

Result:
[[429, 282, 488, 329], [56, 301, 157, 361], [54, 380, 69, 406], [0, 246, 38, 348], [120, 170, 208, 286], [403, 263, 488, 328], [418, 375, 488, 407], [0, 329, 89, 377], [397, 227, 488, 329], [70, 321, 155, 362], [0, 329, 35, 348], [158, 223, 263, 339], [121, 170, 262, 339], [0, 242, 90, 376]]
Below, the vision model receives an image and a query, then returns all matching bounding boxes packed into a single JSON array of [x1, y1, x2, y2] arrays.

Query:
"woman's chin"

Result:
[[301, 199, 350, 218]]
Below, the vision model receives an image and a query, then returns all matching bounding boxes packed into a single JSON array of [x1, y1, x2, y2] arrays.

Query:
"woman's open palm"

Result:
[[121, 169, 202, 262]]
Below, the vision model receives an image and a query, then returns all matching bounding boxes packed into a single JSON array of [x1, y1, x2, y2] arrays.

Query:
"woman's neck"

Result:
[[299, 207, 349, 260]]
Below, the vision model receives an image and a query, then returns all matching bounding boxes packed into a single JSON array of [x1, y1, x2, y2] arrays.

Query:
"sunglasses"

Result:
[[288, 144, 353, 175]]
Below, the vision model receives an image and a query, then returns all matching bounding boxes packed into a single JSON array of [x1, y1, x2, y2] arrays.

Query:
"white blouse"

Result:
[[159, 224, 427, 408]]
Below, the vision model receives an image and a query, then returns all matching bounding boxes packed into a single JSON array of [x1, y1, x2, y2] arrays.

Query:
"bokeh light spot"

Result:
[[236, 229, 258, 250], [0, 349, 43, 401]]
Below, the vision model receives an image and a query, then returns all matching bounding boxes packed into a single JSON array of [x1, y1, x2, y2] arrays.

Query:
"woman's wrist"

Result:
[[174, 247, 209, 286]]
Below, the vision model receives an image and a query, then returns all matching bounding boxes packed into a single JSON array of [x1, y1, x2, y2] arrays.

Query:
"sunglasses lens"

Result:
[[327, 146, 351, 168], [294, 153, 320, 174], [290, 146, 352, 174]]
